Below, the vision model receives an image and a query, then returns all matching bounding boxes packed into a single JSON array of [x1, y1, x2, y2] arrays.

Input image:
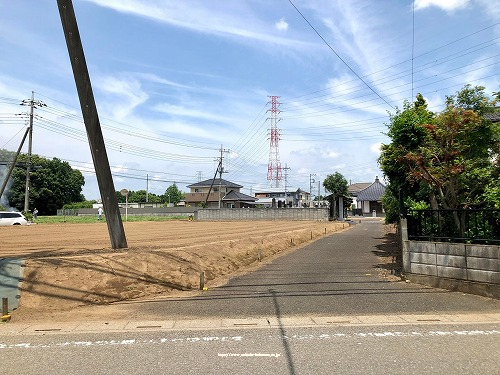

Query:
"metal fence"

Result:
[[407, 209, 500, 244]]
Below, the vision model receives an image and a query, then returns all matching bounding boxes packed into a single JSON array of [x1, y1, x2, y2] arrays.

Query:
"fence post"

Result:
[[400, 219, 411, 274], [2, 297, 8, 316], [199, 272, 205, 290]]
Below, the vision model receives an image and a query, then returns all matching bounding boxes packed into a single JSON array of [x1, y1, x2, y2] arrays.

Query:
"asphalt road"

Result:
[[1, 218, 499, 374], [1, 322, 499, 374], [114, 219, 499, 320]]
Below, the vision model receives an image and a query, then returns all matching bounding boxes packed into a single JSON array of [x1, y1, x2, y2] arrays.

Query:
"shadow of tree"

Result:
[[373, 224, 402, 277]]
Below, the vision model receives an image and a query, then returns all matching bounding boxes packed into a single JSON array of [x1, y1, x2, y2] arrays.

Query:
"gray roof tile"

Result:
[[356, 177, 386, 201]]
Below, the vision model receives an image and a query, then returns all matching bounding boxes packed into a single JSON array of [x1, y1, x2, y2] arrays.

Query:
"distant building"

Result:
[[254, 188, 311, 207], [184, 178, 256, 208], [354, 176, 386, 215]]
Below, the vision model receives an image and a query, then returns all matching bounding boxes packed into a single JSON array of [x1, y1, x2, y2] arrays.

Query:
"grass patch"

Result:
[[35, 215, 189, 224]]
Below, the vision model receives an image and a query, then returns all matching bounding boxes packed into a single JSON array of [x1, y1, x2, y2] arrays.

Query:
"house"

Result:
[[184, 178, 256, 208], [355, 176, 386, 216], [348, 182, 371, 215], [254, 188, 311, 207]]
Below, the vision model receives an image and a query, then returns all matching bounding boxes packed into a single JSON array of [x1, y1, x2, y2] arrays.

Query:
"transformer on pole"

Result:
[[266, 95, 282, 188]]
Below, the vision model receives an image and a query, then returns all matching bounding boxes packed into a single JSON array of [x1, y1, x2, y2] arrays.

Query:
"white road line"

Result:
[[0, 335, 243, 350], [1, 329, 499, 350], [281, 329, 500, 341]]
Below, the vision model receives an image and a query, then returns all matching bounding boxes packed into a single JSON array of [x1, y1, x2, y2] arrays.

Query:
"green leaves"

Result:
[[323, 172, 348, 198], [2, 151, 85, 215], [380, 86, 500, 222]]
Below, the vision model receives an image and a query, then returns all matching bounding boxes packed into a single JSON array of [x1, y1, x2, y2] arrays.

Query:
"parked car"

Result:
[[0, 211, 29, 226]]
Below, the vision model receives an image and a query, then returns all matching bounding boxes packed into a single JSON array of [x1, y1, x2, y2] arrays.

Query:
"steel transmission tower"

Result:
[[267, 95, 282, 188]]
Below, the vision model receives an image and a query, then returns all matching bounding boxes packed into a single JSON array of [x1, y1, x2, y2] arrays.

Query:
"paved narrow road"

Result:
[[117, 219, 499, 320], [2, 219, 499, 374]]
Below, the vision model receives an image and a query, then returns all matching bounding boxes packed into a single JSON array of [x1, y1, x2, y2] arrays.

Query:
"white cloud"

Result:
[[96, 75, 149, 120], [414, 0, 470, 12], [152, 103, 233, 124], [275, 18, 288, 32], [82, 0, 312, 48], [370, 142, 382, 154]]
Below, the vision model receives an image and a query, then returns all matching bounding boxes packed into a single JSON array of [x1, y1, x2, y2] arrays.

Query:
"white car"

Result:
[[0, 211, 29, 226]]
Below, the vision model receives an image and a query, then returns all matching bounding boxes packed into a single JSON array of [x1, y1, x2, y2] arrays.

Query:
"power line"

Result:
[[288, 0, 394, 109]]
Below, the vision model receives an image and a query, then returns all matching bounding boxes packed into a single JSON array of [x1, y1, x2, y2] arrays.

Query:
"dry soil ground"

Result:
[[1, 220, 359, 323]]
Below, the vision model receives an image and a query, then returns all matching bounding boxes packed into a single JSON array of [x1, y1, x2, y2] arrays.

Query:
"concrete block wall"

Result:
[[400, 219, 499, 298], [407, 241, 499, 284], [197, 208, 329, 221]]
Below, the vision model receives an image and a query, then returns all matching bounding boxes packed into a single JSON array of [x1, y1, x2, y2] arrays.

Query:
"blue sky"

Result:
[[1, 0, 499, 201]]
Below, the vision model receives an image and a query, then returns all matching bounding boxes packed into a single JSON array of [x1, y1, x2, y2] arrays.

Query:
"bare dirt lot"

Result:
[[1, 220, 352, 323]]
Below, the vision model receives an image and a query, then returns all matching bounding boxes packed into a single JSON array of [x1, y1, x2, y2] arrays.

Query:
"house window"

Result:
[[194, 188, 200, 193]]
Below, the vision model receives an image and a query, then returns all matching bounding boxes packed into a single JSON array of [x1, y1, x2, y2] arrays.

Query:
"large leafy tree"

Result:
[[323, 172, 349, 217], [3, 152, 85, 215], [379, 93, 435, 220], [163, 183, 185, 205], [379, 86, 500, 222]]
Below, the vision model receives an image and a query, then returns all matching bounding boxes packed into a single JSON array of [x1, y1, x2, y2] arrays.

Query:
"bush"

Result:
[[62, 201, 96, 209]]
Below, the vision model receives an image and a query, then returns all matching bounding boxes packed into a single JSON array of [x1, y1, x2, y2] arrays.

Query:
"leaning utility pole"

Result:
[[57, 0, 127, 249], [0, 128, 30, 200]]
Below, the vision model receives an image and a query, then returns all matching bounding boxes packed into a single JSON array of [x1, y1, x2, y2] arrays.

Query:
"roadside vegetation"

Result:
[[379, 85, 500, 223]]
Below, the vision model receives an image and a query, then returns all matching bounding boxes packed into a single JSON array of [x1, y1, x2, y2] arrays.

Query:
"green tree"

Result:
[[163, 183, 185, 205], [378, 93, 435, 221], [4, 152, 85, 215], [127, 190, 161, 203], [379, 86, 500, 222], [115, 190, 162, 203], [323, 172, 348, 218]]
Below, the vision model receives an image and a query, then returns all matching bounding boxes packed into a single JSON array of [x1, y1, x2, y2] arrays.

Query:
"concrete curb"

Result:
[[1, 312, 499, 336]]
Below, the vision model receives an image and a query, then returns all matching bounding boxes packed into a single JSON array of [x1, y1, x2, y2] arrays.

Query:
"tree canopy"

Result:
[[379, 85, 500, 222], [323, 172, 349, 198], [164, 183, 185, 205], [1, 150, 85, 215], [114, 183, 185, 206], [323, 172, 349, 217]]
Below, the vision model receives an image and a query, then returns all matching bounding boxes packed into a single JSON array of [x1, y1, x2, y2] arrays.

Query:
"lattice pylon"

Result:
[[267, 95, 282, 188]]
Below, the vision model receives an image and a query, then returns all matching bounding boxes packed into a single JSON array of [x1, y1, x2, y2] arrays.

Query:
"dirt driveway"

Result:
[[1, 220, 349, 322]]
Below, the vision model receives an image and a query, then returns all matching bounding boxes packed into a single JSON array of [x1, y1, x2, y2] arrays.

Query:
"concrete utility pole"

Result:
[[318, 180, 321, 206], [57, 0, 127, 249], [283, 164, 291, 206], [217, 146, 229, 209], [309, 173, 316, 207], [21, 92, 45, 212]]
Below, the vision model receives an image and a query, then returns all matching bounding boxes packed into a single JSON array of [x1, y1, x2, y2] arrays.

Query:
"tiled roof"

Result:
[[485, 110, 500, 123], [187, 178, 243, 189], [223, 190, 256, 202], [348, 183, 372, 195], [356, 177, 386, 201]]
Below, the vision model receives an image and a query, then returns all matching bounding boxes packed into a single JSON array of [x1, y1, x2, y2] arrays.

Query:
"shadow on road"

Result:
[[372, 224, 402, 277], [271, 288, 296, 375]]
